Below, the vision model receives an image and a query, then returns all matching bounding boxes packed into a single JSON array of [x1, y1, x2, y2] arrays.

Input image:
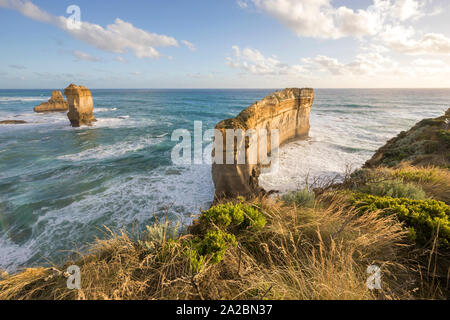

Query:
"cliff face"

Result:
[[365, 108, 450, 168], [212, 88, 315, 199], [64, 84, 96, 127], [33, 91, 68, 113]]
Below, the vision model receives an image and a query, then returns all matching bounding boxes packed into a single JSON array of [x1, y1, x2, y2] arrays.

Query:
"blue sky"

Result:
[[1, 0, 450, 88]]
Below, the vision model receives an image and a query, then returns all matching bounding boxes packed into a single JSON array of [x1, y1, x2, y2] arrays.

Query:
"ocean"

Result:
[[0, 89, 448, 271]]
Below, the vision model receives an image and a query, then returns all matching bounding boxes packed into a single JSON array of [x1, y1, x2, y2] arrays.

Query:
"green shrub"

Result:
[[201, 200, 266, 231], [282, 188, 316, 208], [188, 230, 237, 272], [437, 130, 450, 145], [359, 179, 426, 200], [351, 193, 450, 248], [188, 200, 265, 272], [138, 222, 180, 253]]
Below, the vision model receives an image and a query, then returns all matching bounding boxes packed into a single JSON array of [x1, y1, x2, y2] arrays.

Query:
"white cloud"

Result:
[[72, 50, 101, 62], [245, 0, 384, 39], [302, 52, 450, 80], [115, 56, 127, 63], [226, 45, 307, 75], [237, 0, 248, 9], [302, 52, 398, 76], [379, 25, 450, 55], [0, 0, 55, 23], [9, 64, 27, 69], [227, 45, 400, 78], [412, 58, 448, 67], [391, 0, 424, 21], [181, 40, 196, 51], [240, 0, 450, 57], [241, 0, 438, 40], [0, 0, 183, 59]]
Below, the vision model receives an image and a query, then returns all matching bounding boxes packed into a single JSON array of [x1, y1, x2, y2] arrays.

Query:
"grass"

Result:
[[0, 195, 447, 300], [348, 165, 450, 204]]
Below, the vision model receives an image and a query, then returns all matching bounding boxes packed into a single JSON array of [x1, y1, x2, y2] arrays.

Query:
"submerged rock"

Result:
[[33, 90, 68, 113], [0, 120, 27, 125], [212, 88, 315, 199], [64, 84, 96, 127]]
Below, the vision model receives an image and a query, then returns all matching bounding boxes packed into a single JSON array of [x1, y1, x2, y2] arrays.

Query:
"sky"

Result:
[[1, 0, 450, 89]]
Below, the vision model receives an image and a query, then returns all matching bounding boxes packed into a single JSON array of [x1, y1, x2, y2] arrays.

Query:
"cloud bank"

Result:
[[0, 0, 185, 59]]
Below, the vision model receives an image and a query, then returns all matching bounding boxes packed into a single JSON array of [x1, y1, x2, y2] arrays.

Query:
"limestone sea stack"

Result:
[[64, 84, 96, 127], [212, 88, 315, 199], [33, 90, 68, 113]]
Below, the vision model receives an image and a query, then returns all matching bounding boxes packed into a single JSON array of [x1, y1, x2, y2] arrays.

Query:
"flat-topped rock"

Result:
[[64, 84, 96, 127], [212, 88, 315, 199], [0, 120, 27, 125], [33, 90, 68, 113]]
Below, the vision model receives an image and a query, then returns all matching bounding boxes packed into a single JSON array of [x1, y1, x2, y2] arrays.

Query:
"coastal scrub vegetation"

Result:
[[0, 192, 447, 300]]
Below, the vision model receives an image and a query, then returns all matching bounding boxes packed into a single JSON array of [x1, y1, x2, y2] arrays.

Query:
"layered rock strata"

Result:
[[212, 88, 315, 199], [64, 84, 96, 127], [33, 90, 68, 113]]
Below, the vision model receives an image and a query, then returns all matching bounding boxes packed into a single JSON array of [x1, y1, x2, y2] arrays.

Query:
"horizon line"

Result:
[[2, 87, 450, 90]]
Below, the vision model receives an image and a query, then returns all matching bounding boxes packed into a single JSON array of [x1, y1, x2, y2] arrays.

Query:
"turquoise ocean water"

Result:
[[0, 89, 448, 271]]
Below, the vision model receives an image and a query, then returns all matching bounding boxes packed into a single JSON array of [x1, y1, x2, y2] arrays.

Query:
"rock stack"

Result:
[[64, 84, 96, 127], [212, 88, 315, 199], [33, 90, 69, 113]]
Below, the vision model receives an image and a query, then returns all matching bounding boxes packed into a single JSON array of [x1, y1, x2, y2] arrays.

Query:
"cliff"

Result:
[[212, 88, 314, 199], [64, 84, 96, 127], [33, 91, 68, 113], [365, 108, 450, 168]]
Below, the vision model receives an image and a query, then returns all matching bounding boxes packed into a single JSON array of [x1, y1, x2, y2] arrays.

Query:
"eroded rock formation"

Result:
[[64, 84, 96, 127], [212, 88, 315, 199], [33, 90, 68, 113], [0, 120, 27, 125]]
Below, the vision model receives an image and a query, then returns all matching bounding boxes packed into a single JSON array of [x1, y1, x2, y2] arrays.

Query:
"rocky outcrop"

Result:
[[212, 88, 315, 199], [365, 108, 450, 168], [64, 84, 96, 127], [0, 120, 27, 125], [33, 91, 68, 113]]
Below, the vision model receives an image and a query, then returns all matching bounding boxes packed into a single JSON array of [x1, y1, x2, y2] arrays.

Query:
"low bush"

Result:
[[188, 230, 237, 272], [359, 179, 426, 200], [282, 188, 316, 208], [200, 199, 266, 231], [351, 193, 450, 249], [437, 130, 450, 145]]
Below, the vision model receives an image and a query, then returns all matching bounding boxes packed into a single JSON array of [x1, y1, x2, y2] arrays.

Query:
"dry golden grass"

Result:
[[392, 165, 450, 204], [2, 194, 445, 300]]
